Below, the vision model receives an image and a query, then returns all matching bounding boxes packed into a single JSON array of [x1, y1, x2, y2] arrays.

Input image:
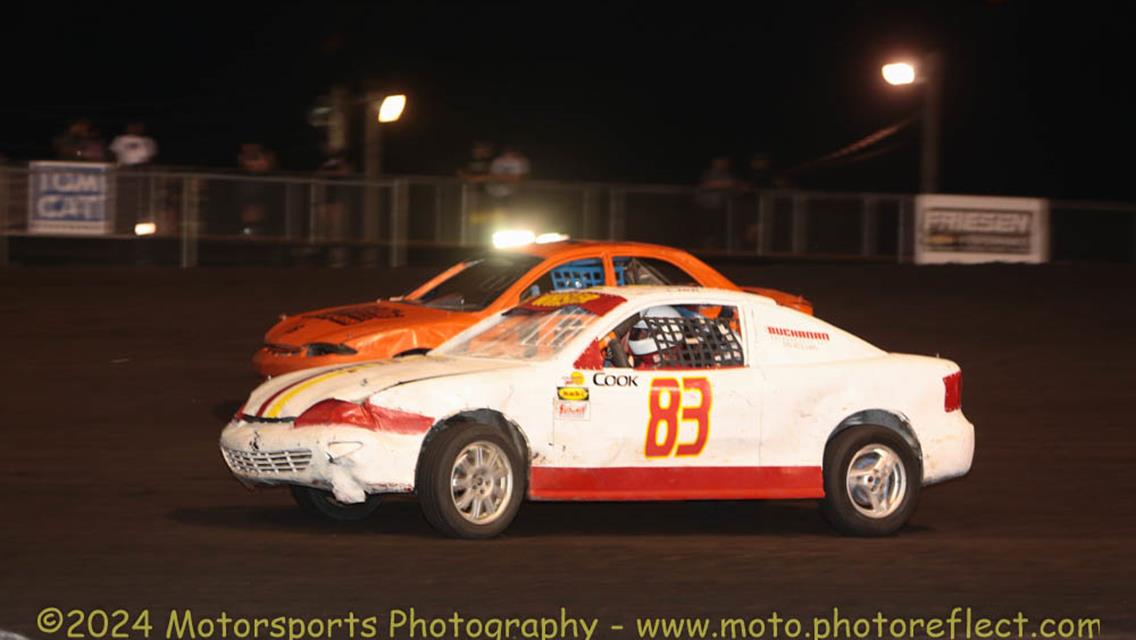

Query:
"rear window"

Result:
[[613, 257, 700, 286]]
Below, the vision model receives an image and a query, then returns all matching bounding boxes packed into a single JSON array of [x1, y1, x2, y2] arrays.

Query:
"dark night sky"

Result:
[[3, 2, 1133, 199]]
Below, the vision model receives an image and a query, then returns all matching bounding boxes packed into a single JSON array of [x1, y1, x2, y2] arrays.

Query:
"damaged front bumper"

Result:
[[219, 419, 419, 503]]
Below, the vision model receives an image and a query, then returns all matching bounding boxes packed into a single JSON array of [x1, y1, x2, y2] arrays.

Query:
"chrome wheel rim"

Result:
[[846, 444, 907, 519], [450, 441, 513, 524]]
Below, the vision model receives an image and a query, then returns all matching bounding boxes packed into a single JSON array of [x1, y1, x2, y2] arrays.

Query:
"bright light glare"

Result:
[[535, 232, 570, 244], [882, 62, 917, 85], [134, 222, 157, 236], [378, 94, 406, 123], [492, 229, 535, 249]]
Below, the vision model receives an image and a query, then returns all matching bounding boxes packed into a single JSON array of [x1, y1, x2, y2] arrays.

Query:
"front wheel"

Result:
[[416, 424, 524, 539], [290, 485, 383, 522], [820, 427, 920, 536]]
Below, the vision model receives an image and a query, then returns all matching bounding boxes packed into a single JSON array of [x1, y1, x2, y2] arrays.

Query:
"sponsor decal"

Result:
[[914, 195, 1049, 264], [521, 292, 626, 316], [557, 386, 590, 401], [926, 209, 1030, 234], [528, 291, 601, 308], [559, 371, 587, 386], [923, 208, 1033, 254], [28, 162, 115, 236], [304, 304, 403, 326], [592, 372, 640, 387], [767, 326, 830, 341], [554, 399, 590, 421]]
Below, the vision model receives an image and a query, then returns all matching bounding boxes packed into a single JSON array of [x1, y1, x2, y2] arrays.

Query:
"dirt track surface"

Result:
[[1, 263, 1133, 637]]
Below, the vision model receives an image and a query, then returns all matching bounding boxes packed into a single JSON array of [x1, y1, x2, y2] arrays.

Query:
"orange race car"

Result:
[[253, 240, 812, 377]]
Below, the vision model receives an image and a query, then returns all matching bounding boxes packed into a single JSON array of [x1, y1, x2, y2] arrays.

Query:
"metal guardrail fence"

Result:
[[1, 165, 1132, 266]]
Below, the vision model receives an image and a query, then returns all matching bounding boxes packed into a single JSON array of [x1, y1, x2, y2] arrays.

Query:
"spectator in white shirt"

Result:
[[487, 147, 530, 199], [110, 123, 157, 166]]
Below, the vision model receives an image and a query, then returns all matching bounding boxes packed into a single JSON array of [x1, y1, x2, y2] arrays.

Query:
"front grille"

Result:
[[223, 447, 313, 474], [264, 343, 302, 356]]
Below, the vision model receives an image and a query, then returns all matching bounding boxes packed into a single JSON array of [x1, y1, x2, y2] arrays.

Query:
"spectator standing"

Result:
[[458, 141, 494, 184], [457, 141, 496, 240], [693, 156, 740, 248], [110, 123, 160, 231], [487, 146, 530, 200], [744, 153, 779, 249], [486, 146, 530, 231], [236, 143, 276, 236], [109, 123, 157, 166], [695, 156, 739, 210], [54, 120, 105, 161], [316, 151, 355, 267], [747, 153, 774, 190]]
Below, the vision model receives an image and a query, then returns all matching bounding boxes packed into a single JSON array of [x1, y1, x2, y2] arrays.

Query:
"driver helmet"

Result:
[[628, 305, 682, 366]]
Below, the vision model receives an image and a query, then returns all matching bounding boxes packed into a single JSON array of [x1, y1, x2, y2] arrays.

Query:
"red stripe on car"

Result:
[[528, 466, 824, 500]]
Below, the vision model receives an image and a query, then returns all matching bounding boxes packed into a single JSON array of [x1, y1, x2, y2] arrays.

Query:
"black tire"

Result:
[[290, 485, 383, 522], [416, 423, 525, 539], [820, 426, 921, 536]]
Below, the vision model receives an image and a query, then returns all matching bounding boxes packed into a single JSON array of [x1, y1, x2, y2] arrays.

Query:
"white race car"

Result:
[[220, 286, 973, 538]]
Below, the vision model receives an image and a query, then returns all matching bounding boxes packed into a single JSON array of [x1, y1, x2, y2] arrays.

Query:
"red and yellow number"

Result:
[[645, 377, 712, 458]]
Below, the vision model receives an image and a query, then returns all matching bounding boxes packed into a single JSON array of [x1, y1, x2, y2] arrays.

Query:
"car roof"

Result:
[[504, 240, 700, 261]]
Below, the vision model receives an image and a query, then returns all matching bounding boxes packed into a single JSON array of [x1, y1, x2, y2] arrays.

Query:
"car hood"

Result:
[[265, 300, 463, 348], [241, 355, 521, 421]]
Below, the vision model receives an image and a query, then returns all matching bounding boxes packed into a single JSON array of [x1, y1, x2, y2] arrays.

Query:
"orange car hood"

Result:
[[265, 300, 465, 348]]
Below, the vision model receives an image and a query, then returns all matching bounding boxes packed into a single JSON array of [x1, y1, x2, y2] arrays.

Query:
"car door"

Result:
[[545, 301, 761, 499]]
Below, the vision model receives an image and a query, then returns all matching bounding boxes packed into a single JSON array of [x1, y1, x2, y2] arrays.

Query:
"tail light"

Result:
[[295, 399, 380, 429], [943, 371, 962, 412]]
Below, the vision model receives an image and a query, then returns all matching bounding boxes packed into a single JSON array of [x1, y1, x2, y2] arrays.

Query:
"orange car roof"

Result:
[[504, 240, 697, 261]]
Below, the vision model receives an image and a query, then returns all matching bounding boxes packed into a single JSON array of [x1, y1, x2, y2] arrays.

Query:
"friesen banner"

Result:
[[28, 161, 115, 235], [914, 194, 1049, 264]]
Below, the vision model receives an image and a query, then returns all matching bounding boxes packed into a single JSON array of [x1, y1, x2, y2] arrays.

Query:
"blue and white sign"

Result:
[[28, 161, 115, 235]]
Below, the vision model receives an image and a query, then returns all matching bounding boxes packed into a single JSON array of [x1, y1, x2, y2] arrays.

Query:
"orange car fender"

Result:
[[355, 318, 482, 359]]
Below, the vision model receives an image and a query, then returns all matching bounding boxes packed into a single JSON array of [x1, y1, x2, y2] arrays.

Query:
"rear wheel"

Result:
[[416, 423, 524, 539], [821, 426, 920, 536], [290, 485, 383, 522]]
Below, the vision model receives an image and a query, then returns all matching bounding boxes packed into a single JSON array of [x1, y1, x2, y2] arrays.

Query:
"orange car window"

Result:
[[413, 254, 542, 311], [613, 256, 700, 286]]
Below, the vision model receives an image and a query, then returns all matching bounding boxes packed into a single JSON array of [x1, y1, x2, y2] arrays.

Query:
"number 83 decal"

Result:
[[645, 377, 712, 457]]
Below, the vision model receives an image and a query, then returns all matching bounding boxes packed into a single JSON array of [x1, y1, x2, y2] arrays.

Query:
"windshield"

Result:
[[436, 291, 626, 361], [411, 254, 542, 311]]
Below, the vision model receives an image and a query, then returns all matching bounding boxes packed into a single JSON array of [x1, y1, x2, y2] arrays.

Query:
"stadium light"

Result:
[[881, 61, 917, 86], [882, 53, 942, 193], [377, 94, 406, 123]]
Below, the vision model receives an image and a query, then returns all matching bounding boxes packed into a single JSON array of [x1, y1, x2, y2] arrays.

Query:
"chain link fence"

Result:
[[2, 165, 1131, 266]]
